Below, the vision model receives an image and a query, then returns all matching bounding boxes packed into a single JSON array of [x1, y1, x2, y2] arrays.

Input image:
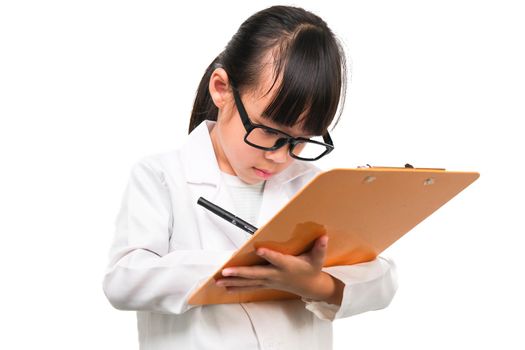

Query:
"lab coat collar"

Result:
[[179, 120, 315, 188]]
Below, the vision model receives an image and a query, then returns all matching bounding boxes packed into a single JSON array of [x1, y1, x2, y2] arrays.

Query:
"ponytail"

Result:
[[188, 56, 221, 134]]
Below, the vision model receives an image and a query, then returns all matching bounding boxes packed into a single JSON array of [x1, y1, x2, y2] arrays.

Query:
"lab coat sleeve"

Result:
[[301, 257, 398, 321], [102, 160, 234, 314]]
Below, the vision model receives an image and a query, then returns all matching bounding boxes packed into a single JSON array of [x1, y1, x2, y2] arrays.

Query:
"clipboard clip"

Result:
[[357, 163, 446, 171]]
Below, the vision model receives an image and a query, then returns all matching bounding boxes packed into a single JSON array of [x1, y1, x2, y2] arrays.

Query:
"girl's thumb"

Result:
[[311, 235, 328, 264]]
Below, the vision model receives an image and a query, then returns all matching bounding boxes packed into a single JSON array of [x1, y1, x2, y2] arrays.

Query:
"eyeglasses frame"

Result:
[[230, 82, 334, 161]]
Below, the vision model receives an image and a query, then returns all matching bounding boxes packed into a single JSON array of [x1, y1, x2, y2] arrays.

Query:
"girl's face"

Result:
[[209, 67, 312, 185]]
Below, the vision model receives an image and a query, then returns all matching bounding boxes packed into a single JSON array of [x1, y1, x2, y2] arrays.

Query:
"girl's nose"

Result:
[[264, 145, 290, 163]]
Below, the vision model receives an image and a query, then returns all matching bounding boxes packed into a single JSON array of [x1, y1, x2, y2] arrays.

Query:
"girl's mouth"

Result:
[[253, 167, 273, 179]]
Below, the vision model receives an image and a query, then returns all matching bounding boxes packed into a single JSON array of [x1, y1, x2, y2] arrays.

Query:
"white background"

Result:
[[1, 0, 523, 349]]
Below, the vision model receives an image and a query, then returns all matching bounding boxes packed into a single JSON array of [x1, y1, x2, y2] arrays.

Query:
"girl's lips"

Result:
[[253, 167, 273, 179], [255, 167, 272, 175]]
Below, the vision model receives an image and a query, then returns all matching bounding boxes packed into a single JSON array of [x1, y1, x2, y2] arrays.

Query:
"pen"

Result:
[[197, 197, 259, 234]]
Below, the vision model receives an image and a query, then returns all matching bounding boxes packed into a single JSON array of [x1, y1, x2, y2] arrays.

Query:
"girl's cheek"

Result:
[[238, 142, 259, 160], [230, 145, 252, 167]]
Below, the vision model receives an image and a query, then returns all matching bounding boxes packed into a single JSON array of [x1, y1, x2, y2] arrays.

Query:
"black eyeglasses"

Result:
[[230, 83, 334, 161]]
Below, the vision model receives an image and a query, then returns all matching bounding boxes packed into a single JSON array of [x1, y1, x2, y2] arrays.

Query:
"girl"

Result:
[[103, 5, 398, 350]]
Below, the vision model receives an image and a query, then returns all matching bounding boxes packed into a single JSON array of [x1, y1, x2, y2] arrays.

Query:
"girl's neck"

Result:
[[209, 122, 236, 176]]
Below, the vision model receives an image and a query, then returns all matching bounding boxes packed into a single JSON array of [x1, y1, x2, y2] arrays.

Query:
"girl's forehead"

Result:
[[244, 55, 316, 138], [245, 89, 313, 138]]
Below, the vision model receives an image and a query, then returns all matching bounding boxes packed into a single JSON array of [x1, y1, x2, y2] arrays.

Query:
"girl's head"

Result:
[[189, 5, 347, 184]]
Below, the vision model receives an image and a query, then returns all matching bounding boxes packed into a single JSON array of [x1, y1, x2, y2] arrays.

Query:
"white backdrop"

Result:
[[1, 1, 523, 349]]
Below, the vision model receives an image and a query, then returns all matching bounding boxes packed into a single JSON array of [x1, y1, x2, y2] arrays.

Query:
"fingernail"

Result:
[[222, 269, 232, 276], [256, 249, 264, 256]]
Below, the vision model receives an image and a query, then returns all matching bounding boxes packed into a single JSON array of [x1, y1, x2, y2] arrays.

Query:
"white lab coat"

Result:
[[103, 120, 398, 350]]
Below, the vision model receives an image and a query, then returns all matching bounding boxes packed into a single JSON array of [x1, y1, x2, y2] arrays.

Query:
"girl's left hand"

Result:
[[215, 235, 344, 304]]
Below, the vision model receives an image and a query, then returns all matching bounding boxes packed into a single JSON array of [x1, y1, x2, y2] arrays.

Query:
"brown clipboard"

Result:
[[188, 167, 479, 305]]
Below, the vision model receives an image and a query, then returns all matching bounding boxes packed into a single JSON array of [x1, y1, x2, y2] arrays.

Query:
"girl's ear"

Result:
[[208, 68, 231, 109]]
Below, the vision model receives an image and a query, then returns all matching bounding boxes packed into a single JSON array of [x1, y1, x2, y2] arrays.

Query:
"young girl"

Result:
[[103, 6, 397, 350]]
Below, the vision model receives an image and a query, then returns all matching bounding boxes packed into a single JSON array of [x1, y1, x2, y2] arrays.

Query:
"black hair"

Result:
[[188, 5, 347, 136]]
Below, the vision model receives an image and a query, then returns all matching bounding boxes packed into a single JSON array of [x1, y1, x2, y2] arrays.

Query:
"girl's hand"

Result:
[[215, 235, 344, 305]]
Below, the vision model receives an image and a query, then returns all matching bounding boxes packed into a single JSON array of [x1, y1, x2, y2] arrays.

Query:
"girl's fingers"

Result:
[[222, 264, 276, 279], [309, 235, 328, 267], [216, 277, 267, 288], [256, 248, 287, 269]]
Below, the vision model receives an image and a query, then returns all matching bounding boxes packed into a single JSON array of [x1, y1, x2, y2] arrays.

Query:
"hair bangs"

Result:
[[262, 26, 345, 136]]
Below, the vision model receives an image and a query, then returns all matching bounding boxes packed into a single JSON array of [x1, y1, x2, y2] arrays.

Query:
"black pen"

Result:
[[197, 197, 259, 234]]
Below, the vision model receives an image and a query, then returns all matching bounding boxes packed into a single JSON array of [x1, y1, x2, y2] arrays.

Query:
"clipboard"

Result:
[[188, 167, 479, 305]]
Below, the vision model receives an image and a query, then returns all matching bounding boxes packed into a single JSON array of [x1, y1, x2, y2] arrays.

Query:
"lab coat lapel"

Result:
[[180, 120, 221, 187], [180, 120, 251, 248]]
